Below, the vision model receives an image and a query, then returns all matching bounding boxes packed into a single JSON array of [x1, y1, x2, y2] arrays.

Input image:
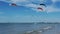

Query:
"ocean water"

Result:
[[0, 23, 60, 34]]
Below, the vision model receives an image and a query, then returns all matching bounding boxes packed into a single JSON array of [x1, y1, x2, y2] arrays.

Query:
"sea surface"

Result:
[[0, 23, 60, 34]]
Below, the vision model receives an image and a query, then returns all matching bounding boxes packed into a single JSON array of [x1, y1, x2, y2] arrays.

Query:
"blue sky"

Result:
[[0, 0, 60, 23]]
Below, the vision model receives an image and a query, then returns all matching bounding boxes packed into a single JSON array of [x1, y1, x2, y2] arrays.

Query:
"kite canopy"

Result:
[[9, 3, 17, 6], [37, 3, 46, 11], [37, 7, 43, 11], [40, 4, 46, 7], [37, 4, 46, 11]]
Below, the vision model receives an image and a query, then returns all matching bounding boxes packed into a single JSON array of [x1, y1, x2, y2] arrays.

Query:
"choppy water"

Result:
[[0, 23, 60, 34]]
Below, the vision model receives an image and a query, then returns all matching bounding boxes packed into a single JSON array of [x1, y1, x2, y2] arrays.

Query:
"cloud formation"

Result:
[[0, 0, 60, 13], [52, 0, 60, 3], [46, 5, 60, 13]]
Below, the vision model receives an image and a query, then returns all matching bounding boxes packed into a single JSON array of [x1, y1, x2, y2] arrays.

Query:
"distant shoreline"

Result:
[[0, 22, 60, 24]]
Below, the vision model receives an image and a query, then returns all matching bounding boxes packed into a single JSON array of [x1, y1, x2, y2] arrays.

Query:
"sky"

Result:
[[0, 0, 60, 23]]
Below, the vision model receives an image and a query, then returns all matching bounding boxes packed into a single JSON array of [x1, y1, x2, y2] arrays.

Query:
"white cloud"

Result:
[[0, 0, 60, 13], [11, 0, 30, 4], [52, 0, 57, 2], [17, 2, 60, 13], [24, 4, 38, 8], [46, 5, 60, 13], [52, 0, 60, 3]]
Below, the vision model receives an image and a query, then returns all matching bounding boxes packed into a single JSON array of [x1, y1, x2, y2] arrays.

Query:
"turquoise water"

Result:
[[0, 23, 60, 34]]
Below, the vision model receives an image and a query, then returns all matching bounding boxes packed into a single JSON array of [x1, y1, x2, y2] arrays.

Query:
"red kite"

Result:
[[9, 3, 17, 6], [37, 7, 43, 11]]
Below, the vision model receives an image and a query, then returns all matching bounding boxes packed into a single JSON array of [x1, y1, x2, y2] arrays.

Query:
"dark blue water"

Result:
[[0, 23, 60, 34]]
